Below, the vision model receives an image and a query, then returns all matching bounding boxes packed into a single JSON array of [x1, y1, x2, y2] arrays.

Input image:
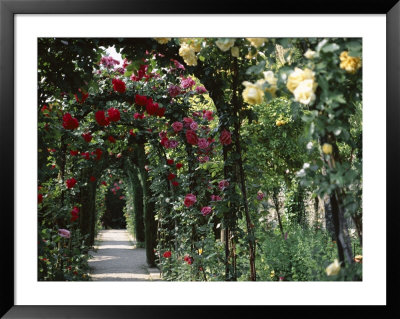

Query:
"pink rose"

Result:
[[211, 195, 222, 201], [184, 193, 197, 207], [58, 229, 71, 238], [190, 121, 198, 130], [183, 117, 193, 127], [181, 77, 196, 89], [201, 206, 212, 216], [197, 138, 209, 149], [168, 140, 179, 149], [257, 191, 264, 200], [219, 129, 232, 145], [168, 84, 182, 98], [171, 121, 183, 132], [219, 180, 229, 191], [196, 86, 207, 94]]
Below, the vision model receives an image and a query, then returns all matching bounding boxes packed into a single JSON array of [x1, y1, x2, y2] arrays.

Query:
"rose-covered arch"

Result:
[[38, 37, 362, 281]]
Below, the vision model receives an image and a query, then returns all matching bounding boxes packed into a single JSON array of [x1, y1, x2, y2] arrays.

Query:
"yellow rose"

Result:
[[246, 38, 267, 48], [304, 49, 316, 59], [242, 81, 264, 105], [198, 248, 203, 255], [326, 259, 341, 276], [286, 67, 316, 93], [215, 38, 236, 52], [293, 79, 316, 105], [322, 143, 333, 155], [154, 38, 171, 45], [231, 46, 239, 58], [179, 43, 197, 66], [256, 79, 276, 97], [262, 71, 278, 96], [339, 51, 361, 74], [180, 38, 202, 52], [263, 71, 278, 86]]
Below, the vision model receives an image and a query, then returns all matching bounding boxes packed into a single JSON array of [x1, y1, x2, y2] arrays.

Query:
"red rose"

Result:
[[41, 105, 50, 116], [95, 148, 102, 160], [160, 137, 169, 147], [185, 129, 198, 145], [203, 110, 213, 121], [62, 113, 79, 130], [101, 181, 107, 186], [70, 150, 79, 156], [112, 78, 126, 93], [156, 107, 166, 117], [167, 159, 174, 165], [135, 94, 148, 106], [163, 251, 172, 258], [172, 181, 179, 187], [184, 193, 197, 207], [82, 132, 92, 143], [66, 178, 77, 189], [90, 176, 96, 182], [219, 129, 232, 145], [74, 89, 89, 104], [184, 255, 193, 265], [95, 110, 110, 126], [176, 163, 183, 170], [129, 129, 136, 136], [146, 99, 159, 116], [81, 152, 90, 160], [167, 173, 176, 180], [107, 108, 120, 122], [108, 136, 116, 143], [38, 194, 43, 204], [133, 112, 145, 120]]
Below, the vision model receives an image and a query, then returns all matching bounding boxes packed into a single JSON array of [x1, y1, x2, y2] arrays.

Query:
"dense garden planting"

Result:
[[38, 37, 362, 281]]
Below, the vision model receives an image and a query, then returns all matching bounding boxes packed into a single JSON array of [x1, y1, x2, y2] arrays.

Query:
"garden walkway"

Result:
[[89, 229, 161, 281]]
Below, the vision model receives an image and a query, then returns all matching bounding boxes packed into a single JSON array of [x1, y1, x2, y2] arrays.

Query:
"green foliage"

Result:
[[38, 37, 362, 281], [38, 227, 91, 281], [256, 225, 337, 281]]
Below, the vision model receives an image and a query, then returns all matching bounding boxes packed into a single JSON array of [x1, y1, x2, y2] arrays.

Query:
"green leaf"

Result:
[[322, 43, 340, 53], [316, 39, 328, 52], [346, 41, 362, 57], [246, 60, 266, 75], [318, 77, 329, 92]]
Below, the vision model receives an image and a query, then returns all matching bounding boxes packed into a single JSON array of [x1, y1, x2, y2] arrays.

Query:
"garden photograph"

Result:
[[37, 37, 363, 282]]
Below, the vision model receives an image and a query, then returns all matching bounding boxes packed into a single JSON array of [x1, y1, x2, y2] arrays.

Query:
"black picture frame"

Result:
[[1, 0, 398, 317]]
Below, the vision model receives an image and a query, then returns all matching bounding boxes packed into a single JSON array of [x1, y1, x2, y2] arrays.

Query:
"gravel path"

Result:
[[89, 229, 161, 281]]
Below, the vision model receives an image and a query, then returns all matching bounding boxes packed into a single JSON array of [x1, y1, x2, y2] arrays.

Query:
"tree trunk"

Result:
[[79, 171, 97, 246], [272, 189, 284, 237], [126, 160, 145, 242], [232, 56, 256, 281], [137, 143, 157, 267], [323, 195, 336, 240]]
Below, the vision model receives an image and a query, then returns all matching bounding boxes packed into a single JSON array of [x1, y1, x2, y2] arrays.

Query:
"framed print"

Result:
[[1, 0, 399, 317]]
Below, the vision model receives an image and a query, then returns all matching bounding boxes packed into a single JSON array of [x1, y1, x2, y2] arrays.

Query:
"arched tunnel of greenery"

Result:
[[38, 37, 362, 281]]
